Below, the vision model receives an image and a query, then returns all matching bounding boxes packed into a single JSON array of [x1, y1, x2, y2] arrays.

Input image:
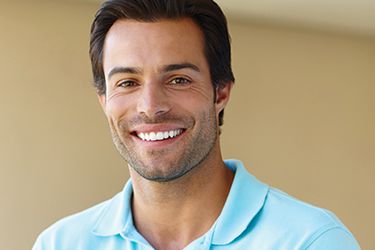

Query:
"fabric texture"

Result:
[[33, 160, 361, 250]]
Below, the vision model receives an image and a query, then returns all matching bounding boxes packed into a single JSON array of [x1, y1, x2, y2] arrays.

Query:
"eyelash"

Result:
[[117, 80, 138, 88], [116, 77, 191, 89], [169, 77, 191, 85]]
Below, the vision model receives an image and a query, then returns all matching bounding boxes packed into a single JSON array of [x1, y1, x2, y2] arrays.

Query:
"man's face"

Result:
[[100, 18, 230, 182]]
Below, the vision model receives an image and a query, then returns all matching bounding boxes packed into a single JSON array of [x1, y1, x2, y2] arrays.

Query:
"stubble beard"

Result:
[[109, 106, 218, 183]]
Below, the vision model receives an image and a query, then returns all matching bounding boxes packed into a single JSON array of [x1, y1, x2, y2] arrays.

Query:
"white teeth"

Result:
[[137, 129, 182, 141], [149, 132, 156, 141], [156, 132, 163, 140], [163, 131, 169, 138]]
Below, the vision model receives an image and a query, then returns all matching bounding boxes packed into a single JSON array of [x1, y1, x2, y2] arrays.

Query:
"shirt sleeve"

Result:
[[32, 231, 52, 250], [32, 235, 43, 250], [305, 227, 361, 250]]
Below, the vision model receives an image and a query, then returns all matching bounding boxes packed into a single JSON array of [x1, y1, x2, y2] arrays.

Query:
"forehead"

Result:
[[102, 18, 207, 74]]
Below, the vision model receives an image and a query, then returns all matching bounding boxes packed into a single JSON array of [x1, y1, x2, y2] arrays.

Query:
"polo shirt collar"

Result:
[[91, 159, 269, 245], [91, 180, 133, 236], [211, 159, 269, 245]]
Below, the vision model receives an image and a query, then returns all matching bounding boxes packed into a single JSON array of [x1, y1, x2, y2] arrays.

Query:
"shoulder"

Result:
[[265, 187, 342, 227], [32, 198, 112, 250], [220, 160, 360, 249], [221, 160, 360, 249], [258, 187, 360, 249]]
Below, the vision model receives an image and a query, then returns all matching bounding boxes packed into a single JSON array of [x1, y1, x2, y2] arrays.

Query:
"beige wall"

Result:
[[223, 20, 375, 249], [1, 2, 373, 250]]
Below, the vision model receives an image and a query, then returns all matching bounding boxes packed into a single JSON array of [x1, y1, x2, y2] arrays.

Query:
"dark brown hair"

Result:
[[89, 0, 235, 126]]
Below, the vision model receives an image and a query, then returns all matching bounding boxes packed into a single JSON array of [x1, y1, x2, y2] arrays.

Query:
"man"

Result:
[[33, 0, 360, 249]]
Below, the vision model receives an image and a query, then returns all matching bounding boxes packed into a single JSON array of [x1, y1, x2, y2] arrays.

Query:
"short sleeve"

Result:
[[32, 230, 53, 250], [32, 235, 43, 250], [305, 227, 361, 250]]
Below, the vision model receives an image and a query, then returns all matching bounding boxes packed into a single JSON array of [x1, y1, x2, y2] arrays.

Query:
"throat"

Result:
[[132, 197, 217, 250], [130, 161, 234, 250]]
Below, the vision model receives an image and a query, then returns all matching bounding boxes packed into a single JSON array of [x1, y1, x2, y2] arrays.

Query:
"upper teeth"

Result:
[[137, 129, 182, 141]]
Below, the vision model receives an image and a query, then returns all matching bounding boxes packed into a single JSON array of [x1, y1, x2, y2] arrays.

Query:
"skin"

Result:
[[99, 18, 234, 250]]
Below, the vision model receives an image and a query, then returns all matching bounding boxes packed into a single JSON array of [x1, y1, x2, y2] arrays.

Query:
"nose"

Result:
[[137, 81, 171, 118]]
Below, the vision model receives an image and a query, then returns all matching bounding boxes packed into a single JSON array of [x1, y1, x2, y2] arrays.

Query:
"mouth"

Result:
[[132, 129, 185, 142]]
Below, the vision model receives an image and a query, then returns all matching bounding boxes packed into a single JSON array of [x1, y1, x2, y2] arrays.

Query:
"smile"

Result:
[[136, 129, 183, 141]]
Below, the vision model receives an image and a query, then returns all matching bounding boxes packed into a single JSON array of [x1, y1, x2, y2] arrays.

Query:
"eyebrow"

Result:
[[107, 63, 200, 81], [162, 63, 200, 73], [107, 66, 143, 81]]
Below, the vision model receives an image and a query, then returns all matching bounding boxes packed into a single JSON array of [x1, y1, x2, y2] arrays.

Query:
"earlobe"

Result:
[[215, 82, 233, 113]]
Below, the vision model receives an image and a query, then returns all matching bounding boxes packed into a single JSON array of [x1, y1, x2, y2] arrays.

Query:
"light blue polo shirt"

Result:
[[33, 160, 360, 249]]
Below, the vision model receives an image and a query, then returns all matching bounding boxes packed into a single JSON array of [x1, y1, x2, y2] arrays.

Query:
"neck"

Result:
[[129, 145, 234, 250]]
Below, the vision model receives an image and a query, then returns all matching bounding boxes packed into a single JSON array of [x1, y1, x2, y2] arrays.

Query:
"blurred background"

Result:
[[1, 0, 374, 249]]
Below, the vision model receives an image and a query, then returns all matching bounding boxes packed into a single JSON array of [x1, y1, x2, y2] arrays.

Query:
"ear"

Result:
[[97, 94, 107, 113], [215, 82, 233, 115]]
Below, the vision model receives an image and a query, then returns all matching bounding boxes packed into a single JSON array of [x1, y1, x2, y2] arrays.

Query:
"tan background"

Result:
[[1, 1, 374, 250]]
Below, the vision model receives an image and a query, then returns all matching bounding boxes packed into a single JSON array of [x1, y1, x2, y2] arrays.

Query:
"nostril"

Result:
[[137, 103, 171, 117], [155, 109, 168, 116]]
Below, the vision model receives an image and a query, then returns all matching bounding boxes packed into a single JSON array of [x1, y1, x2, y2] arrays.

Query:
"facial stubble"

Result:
[[109, 105, 218, 182]]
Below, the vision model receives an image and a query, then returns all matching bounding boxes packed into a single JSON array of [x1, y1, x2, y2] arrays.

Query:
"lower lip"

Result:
[[132, 130, 186, 147]]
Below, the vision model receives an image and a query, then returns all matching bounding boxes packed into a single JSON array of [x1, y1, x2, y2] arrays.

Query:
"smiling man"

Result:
[[33, 0, 360, 249], [100, 19, 226, 184]]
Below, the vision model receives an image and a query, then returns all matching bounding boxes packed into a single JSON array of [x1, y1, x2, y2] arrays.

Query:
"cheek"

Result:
[[191, 84, 214, 101], [105, 94, 133, 122], [172, 91, 215, 120], [171, 83, 214, 106], [188, 87, 215, 112]]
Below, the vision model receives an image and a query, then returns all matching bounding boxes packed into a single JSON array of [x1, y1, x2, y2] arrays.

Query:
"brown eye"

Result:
[[170, 77, 190, 85], [117, 80, 138, 88]]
